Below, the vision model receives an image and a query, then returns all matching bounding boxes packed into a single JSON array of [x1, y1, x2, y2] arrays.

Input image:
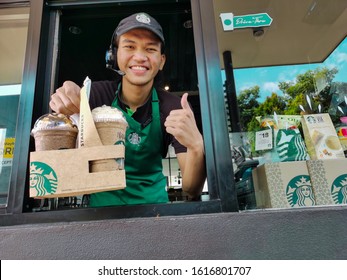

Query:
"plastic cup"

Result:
[[31, 113, 78, 151], [91, 106, 128, 172]]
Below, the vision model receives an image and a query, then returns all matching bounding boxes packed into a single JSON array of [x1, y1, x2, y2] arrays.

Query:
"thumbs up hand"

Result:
[[180, 92, 190, 111], [164, 93, 202, 149]]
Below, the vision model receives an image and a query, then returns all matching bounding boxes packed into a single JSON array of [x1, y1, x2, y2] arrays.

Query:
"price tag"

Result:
[[255, 129, 273, 151]]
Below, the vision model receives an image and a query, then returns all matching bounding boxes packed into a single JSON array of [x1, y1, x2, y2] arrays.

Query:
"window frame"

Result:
[[0, 0, 238, 225], [3, 0, 41, 215]]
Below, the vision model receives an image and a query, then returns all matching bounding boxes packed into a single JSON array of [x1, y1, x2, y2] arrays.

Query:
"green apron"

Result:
[[89, 87, 168, 207]]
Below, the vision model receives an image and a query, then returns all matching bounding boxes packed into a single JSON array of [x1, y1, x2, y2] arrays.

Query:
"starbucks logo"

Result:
[[136, 13, 151, 25], [276, 129, 308, 161], [306, 116, 316, 124], [30, 162, 58, 197], [286, 175, 315, 207], [128, 132, 141, 145], [331, 174, 347, 204]]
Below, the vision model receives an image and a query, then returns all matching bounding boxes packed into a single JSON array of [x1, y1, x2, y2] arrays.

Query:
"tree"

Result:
[[237, 86, 260, 131], [279, 67, 338, 115], [247, 92, 287, 132], [235, 67, 340, 156], [237, 67, 339, 126]]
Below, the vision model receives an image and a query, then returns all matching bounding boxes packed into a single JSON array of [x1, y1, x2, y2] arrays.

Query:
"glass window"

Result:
[[24, 1, 212, 215], [0, 7, 29, 208], [215, 0, 347, 211]]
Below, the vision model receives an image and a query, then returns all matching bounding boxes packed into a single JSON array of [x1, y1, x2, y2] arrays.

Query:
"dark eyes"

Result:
[[147, 48, 159, 52], [122, 45, 159, 52]]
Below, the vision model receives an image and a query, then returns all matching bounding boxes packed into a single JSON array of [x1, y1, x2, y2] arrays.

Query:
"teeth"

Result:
[[131, 66, 146, 70]]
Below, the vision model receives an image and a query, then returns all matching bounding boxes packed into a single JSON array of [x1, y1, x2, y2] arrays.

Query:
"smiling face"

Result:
[[117, 28, 166, 88]]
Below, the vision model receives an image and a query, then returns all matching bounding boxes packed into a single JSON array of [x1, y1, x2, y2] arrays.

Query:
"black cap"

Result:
[[115, 12, 165, 46]]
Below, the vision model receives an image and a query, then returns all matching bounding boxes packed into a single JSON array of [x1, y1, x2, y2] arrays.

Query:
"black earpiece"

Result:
[[105, 32, 125, 76], [105, 45, 115, 70]]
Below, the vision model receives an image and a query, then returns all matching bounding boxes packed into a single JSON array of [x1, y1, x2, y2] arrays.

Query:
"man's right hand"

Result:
[[49, 81, 81, 115]]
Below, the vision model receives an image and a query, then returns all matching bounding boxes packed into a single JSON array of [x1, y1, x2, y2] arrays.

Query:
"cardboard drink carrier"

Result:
[[29, 78, 126, 198]]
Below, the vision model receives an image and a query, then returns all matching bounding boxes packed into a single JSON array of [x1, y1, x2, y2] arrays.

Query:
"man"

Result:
[[50, 12, 206, 207]]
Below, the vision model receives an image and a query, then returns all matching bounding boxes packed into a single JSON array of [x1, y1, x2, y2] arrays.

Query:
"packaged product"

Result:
[[301, 113, 345, 159], [255, 114, 309, 162]]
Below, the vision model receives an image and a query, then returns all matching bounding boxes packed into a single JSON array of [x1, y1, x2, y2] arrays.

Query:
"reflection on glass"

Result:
[[219, 1, 347, 210], [0, 89, 20, 207], [229, 37, 347, 161], [0, 7, 29, 207]]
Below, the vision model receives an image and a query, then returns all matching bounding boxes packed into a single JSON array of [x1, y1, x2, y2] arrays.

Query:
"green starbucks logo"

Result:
[[115, 130, 125, 145], [30, 162, 58, 196], [276, 129, 309, 161], [286, 175, 315, 207], [331, 174, 347, 204], [306, 116, 316, 124]]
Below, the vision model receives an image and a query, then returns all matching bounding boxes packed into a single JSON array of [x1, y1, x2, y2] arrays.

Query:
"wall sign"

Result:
[[220, 12, 273, 31]]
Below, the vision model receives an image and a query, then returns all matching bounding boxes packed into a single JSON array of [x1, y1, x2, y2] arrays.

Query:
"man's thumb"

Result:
[[181, 92, 190, 110]]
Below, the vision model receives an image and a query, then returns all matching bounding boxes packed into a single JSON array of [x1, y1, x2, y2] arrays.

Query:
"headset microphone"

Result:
[[105, 37, 125, 76], [114, 69, 125, 76]]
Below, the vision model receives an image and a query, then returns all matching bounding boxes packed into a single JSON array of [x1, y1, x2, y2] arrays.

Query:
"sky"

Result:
[[222, 37, 347, 102]]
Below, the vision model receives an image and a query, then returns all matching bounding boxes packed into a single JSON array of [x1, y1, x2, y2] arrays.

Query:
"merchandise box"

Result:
[[301, 113, 344, 160], [252, 161, 315, 209], [306, 159, 347, 205], [29, 79, 126, 198]]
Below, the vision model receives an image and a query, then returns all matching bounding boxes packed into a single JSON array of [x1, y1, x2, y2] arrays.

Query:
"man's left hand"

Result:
[[164, 93, 203, 150]]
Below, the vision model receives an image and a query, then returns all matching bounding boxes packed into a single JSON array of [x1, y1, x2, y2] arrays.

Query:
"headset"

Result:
[[105, 31, 125, 76]]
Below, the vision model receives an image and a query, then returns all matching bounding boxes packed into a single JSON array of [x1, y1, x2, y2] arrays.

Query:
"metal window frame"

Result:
[[4, 0, 43, 215], [1, 0, 238, 226]]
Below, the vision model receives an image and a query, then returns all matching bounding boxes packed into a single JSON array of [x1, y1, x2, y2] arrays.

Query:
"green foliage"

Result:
[[237, 86, 260, 131], [235, 67, 339, 155], [236, 67, 339, 133]]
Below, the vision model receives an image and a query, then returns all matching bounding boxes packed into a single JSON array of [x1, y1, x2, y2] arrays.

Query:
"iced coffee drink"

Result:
[[91, 105, 128, 172], [31, 113, 78, 151]]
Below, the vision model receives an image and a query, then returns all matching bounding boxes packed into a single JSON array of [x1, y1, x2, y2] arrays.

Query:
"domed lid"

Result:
[[92, 105, 128, 125], [31, 113, 78, 135]]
